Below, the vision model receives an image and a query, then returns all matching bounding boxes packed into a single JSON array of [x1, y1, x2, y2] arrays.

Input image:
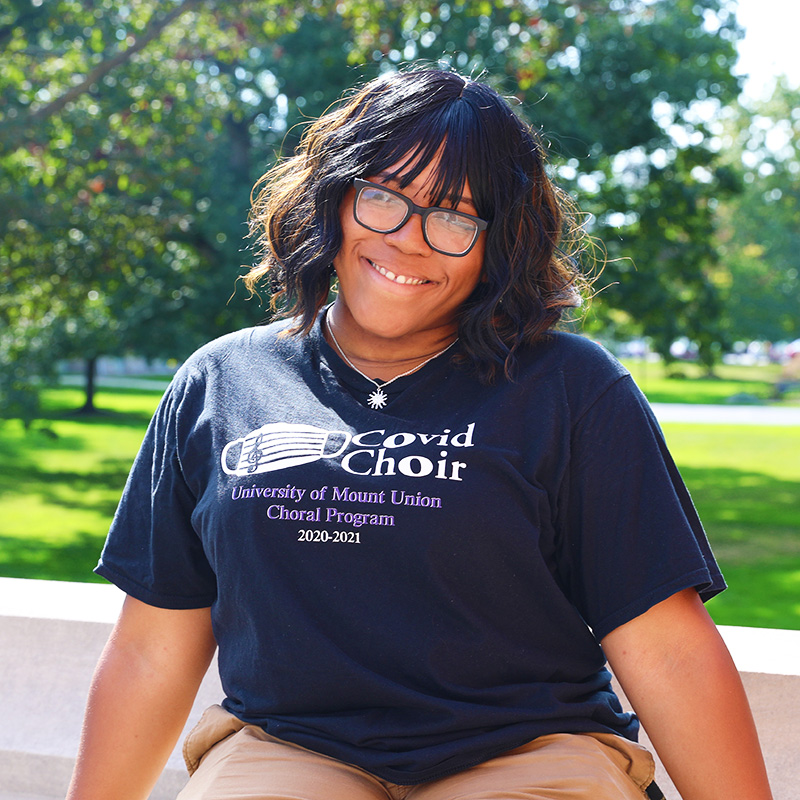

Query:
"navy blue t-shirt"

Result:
[[96, 313, 725, 784]]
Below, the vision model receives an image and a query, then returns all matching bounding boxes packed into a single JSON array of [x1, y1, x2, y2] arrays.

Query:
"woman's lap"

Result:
[[177, 705, 654, 800], [177, 705, 388, 800]]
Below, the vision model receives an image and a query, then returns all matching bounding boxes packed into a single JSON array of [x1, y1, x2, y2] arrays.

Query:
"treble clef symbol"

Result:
[[246, 433, 266, 473]]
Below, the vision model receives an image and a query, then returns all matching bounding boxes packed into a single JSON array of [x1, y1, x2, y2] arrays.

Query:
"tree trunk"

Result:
[[81, 356, 98, 414]]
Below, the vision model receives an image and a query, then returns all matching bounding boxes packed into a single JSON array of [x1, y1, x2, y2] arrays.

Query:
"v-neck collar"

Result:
[[313, 309, 456, 412]]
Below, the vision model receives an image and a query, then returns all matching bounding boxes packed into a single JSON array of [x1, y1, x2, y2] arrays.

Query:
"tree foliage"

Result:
[[1, 0, 746, 419], [713, 80, 800, 345]]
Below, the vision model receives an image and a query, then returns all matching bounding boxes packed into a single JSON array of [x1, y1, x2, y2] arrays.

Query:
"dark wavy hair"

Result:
[[245, 67, 592, 382]]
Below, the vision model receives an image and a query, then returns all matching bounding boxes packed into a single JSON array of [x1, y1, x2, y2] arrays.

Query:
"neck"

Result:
[[325, 304, 458, 382]]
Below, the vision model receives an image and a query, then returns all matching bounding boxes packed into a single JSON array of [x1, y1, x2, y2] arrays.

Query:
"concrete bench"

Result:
[[1, 577, 798, 800]]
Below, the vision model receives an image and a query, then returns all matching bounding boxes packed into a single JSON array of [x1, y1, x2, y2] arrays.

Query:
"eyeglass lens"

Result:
[[355, 184, 480, 256]]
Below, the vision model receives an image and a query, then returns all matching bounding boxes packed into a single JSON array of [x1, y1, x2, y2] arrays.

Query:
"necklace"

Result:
[[325, 316, 458, 410]]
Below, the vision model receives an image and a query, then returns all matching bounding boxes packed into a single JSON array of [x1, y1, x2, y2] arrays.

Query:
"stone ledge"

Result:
[[1, 577, 798, 799], [0, 578, 220, 800]]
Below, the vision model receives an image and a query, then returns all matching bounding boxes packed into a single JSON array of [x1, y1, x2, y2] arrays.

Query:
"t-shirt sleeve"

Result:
[[556, 373, 725, 642], [95, 368, 217, 609]]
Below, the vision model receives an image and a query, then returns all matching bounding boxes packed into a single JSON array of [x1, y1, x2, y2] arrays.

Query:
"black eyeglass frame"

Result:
[[352, 178, 488, 257]]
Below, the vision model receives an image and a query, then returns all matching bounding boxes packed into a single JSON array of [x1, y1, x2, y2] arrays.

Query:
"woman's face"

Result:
[[331, 154, 486, 350]]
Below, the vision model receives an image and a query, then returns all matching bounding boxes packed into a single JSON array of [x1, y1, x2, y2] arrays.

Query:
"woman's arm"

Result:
[[602, 588, 772, 800], [66, 595, 217, 800]]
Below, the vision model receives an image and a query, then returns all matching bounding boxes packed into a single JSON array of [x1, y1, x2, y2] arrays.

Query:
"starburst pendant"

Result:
[[367, 387, 388, 409]]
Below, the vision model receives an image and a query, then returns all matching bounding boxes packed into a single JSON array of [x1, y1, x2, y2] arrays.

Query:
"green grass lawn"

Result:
[[660, 424, 800, 630], [622, 359, 800, 405], [1, 380, 798, 630], [0, 387, 161, 583]]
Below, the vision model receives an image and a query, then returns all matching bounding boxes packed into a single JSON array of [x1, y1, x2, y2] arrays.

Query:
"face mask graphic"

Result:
[[221, 423, 351, 476]]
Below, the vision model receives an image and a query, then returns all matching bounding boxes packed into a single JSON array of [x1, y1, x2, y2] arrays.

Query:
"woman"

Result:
[[67, 68, 772, 800]]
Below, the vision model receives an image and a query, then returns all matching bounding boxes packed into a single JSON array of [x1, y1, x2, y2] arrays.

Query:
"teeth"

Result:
[[369, 260, 427, 286]]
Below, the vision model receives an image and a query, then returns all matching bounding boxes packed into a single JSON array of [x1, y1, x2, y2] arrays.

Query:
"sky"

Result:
[[731, 0, 800, 99]]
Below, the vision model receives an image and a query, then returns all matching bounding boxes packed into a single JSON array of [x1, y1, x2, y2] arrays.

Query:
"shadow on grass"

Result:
[[1, 428, 100, 463], [680, 465, 800, 544], [678, 465, 800, 630], [56, 407, 157, 428], [12, 462, 132, 515], [0, 476, 130, 528], [705, 562, 800, 630], [0, 445, 132, 514], [0, 530, 107, 583], [41, 384, 164, 423]]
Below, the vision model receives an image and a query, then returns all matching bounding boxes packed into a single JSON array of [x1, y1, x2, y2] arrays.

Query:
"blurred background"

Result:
[[0, 0, 798, 628]]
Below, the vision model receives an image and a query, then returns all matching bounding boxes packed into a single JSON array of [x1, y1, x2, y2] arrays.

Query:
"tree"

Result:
[[713, 80, 800, 345], [504, 0, 743, 368], [1, 0, 744, 420], [1, 0, 311, 416]]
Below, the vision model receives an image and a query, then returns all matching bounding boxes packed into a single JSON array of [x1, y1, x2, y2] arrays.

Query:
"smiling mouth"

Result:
[[368, 258, 430, 286]]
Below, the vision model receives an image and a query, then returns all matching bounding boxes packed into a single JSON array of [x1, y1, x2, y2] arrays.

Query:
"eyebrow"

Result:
[[376, 173, 478, 212]]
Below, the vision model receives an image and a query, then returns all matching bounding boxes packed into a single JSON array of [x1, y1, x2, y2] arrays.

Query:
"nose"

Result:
[[383, 211, 432, 256]]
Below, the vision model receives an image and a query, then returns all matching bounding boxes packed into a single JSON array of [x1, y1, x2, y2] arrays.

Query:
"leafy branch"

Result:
[[26, 0, 202, 124]]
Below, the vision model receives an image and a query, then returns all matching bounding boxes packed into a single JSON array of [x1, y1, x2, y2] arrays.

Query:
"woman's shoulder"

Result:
[[162, 319, 305, 396], [510, 331, 634, 414], [182, 317, 301, 371], [524, 330, 629, 380]]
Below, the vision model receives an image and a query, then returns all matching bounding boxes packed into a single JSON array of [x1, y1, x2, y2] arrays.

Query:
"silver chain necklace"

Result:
[[325, 316, 458, 410]]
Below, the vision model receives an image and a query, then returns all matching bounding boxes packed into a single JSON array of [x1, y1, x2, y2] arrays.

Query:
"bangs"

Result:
[[358, 96, 495, 218]]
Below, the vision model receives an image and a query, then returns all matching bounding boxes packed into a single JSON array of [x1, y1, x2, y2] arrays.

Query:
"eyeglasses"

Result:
[[352, 178, 488, 257]]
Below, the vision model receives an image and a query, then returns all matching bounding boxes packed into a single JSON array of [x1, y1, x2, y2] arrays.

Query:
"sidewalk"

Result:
[[651, 402, 800, 426]]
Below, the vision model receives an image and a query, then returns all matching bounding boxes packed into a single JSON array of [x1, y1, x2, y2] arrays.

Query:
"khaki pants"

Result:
[[178, 705, 656, 800]]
